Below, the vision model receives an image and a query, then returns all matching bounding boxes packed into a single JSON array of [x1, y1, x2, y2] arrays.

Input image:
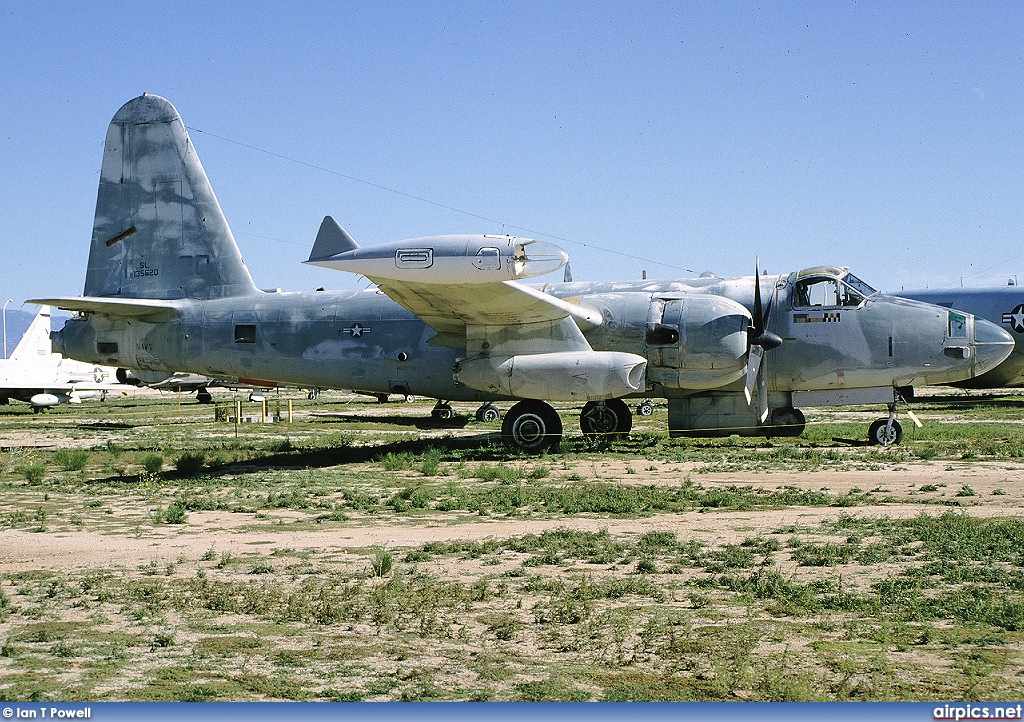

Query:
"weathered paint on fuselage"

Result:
[[54, 270, 1009, 404], [546, 273, 998, 396], [56, 288, 494, 401]]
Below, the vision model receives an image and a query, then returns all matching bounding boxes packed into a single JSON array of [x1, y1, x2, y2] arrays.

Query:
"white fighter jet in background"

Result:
[[0, 306, 129, 411]]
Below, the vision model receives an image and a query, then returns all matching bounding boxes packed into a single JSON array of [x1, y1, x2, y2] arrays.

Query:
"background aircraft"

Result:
[[0, 306, 129, 410], [898, 283, 1024, 389], [31, 94, 1015, 448]]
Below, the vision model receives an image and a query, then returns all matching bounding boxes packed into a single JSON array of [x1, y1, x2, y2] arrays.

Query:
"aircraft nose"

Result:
[[971, 318, 1015, 377]]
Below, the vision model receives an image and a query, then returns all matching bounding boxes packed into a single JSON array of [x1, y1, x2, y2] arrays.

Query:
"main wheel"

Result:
[[475, 403, 501, 422], [768, 407, 805, 437], [196, 388, 213, 404], [636, 400, 654, 417], [431, 402, 454, 421], [501, 400, 562, 453], [580, 398, 632, 438], [868, 418, 903, 446]]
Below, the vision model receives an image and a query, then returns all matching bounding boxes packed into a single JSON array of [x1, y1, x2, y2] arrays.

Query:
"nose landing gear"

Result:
[[868, 404, 903, 446]]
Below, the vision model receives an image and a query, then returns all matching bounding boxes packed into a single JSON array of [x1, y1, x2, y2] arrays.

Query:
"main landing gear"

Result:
[[500, 399, 635, 453], [501, 400, 563, 452], [431, 400, 455, 420], [580, 399, 632, 439], [475, 403, 501, 422]]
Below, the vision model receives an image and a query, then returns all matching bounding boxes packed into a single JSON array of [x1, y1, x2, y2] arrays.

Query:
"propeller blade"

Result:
[[744, 345, 764, 405], [758, 365, 769, 423], [752, 256, 763, 335]]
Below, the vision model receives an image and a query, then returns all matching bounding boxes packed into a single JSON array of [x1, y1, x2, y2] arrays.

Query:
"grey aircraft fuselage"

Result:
[[51, 267, 1011, 428], [898, 285, 1024, 388], [33, 94, 1015, 449]]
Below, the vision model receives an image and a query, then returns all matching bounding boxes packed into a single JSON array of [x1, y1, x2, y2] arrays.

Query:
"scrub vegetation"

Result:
[[1, 388, 1023, 700]]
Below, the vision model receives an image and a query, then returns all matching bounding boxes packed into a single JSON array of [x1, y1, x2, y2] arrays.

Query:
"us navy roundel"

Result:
[[1002, 304, 1024, 334]]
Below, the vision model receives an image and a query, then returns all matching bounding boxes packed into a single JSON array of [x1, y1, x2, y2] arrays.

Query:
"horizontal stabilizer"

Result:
[[27, 296, 179, 320], [307, 216, 359, 262]]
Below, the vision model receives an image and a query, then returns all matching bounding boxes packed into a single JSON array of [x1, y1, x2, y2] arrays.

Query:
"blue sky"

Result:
[[3, 1, 1024, 315]]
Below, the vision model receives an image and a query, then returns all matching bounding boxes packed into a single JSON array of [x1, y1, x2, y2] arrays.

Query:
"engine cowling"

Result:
[[645, 295, 750, 389], [456, 351, 647, 401]]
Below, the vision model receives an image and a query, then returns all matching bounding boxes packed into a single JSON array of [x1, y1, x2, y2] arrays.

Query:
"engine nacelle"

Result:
[[456, 351, 647, 401], [644, 294, 751, 389], [578, 293, 752, 390]]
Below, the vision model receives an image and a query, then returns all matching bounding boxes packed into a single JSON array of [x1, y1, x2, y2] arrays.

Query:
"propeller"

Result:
[[744, 258, 783, 422]]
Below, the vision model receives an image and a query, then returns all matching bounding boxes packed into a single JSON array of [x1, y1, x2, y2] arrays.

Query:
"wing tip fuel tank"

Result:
[[305, 227, 569, 285]]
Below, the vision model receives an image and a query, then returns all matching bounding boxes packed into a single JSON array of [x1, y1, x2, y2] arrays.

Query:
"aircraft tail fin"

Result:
[[8, 306, 56, 364], [83, 94, 259, 300], [306, 216, 359, 262]]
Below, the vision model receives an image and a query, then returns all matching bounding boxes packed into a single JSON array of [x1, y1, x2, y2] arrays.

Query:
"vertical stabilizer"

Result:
[[84, 94, 259, 300], [8, 307, 58, 365]]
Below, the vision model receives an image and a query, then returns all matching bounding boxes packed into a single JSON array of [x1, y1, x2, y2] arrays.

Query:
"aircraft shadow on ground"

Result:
[[83, 431, 524, 485], [308, 412, 471, 430]]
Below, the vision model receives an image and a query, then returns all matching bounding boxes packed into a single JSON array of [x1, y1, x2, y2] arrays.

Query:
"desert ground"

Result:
[[1, 389, 1023, 701]]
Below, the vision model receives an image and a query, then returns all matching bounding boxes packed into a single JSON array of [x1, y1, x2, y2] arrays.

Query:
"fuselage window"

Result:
[[96, 341, 119, 355], [234, 324, 257, 344]]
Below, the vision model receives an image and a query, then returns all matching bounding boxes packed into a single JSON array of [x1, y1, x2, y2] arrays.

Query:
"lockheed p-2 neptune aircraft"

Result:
[[32, 95, 1015, 450]]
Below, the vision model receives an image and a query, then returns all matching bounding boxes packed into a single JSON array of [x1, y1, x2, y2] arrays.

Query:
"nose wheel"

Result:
[[868, 405, 903, 446]]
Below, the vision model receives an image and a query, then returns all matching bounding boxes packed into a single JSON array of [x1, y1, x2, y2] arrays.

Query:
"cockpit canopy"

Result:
[[792, 267, 878, 309]]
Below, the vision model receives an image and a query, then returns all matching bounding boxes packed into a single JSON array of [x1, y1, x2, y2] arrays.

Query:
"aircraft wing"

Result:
[[306, 221, 646, 400], [377, 279, 601, 335], [305, 218, 602, 353], [376, 278, 603, 355]]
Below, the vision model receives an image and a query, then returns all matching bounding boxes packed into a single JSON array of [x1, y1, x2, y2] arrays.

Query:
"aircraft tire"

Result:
[[475, 403, 501, 422], [196, 388, 213, 404], [636, 400, 654, 416], [868, 418, 903, 446], [580, 398, 632, 438], [502, 400, 562, 453], [431, 402, 454, 421], [768, 407, 805, 437]]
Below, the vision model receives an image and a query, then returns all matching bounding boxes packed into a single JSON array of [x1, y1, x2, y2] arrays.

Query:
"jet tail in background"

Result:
[[83, 93, 259, 301], [8, 306, 58, 365]]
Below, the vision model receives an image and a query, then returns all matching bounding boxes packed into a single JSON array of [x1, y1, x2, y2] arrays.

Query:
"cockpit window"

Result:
[[793, 277, 866, 308], [841, 272, 877, 298]]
